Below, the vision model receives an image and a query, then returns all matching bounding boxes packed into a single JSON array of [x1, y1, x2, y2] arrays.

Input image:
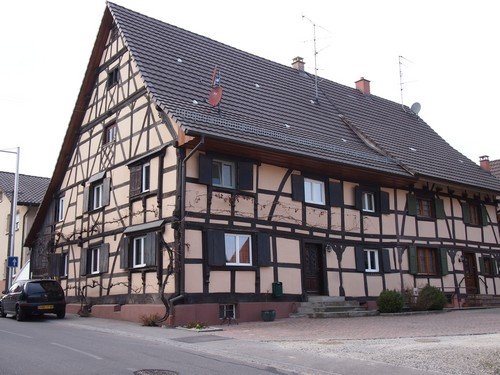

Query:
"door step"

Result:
[[290, 296, 379, 319]]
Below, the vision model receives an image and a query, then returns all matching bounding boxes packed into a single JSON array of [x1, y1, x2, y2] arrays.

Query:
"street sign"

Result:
[[8, 256, 19, 268]]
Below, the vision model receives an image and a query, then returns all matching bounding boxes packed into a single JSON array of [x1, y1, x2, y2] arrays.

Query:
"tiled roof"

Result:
[[108, 3, 500, 192], [0, 172, 50, 205], [491, 160, 500, 179]]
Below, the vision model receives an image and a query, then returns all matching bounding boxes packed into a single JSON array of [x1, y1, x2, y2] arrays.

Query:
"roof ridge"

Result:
[[0, 171, 50, 180]]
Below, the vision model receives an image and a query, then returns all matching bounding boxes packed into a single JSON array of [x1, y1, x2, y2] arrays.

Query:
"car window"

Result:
[[9, 283, 22, 293], [26, 281, 63, 296]]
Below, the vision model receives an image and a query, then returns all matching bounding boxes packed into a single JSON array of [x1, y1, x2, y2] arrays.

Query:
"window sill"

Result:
[[210, 265, 257, 271], [416, 216, 436, 222], [130, 190, 157, 202], [361, 211, 380, 217]]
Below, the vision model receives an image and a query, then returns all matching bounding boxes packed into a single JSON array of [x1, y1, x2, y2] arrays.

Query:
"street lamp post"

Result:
[[1, 147, 20, 292]]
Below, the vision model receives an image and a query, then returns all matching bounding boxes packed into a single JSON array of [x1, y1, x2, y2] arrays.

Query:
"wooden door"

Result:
[[463, 252, 479, 294], [304, 243, 323, 294]]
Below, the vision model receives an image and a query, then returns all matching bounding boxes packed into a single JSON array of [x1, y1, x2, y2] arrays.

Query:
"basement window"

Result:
[[219, 304, 236, 320]]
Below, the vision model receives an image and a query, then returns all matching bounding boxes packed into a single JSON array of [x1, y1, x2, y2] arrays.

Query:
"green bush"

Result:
[[377, 290, 404, 313], [416, 285, 447, 311]]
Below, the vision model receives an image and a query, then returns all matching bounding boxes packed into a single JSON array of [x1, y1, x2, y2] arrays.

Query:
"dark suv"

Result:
[[0, 279, 66, 321]]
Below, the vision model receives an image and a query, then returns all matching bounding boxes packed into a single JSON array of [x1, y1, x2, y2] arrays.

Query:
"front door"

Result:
[[304, 243, 324, 294], [463, 252, 479, 294]]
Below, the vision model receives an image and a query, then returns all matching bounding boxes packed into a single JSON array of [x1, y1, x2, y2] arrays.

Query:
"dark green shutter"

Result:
[[461, 203, 470, 224], [408, 245, 417, 275], [492, 258, 498, 276], [440, 248, 449, 276], [355, 246, 365, 272], [237, 161, 254, 190], [102, 178, 111, 206], [354, 186, 363, 210], [207, 230, 225, 266], [381, 249, 392, 273], [198, 154, 213, 185], [329, 182, 343, 207], [435, 198, 445, 219], [144, 232, 157, 267], [80, 248, 88, 276], [129, 165, 142, 197], [83, 186, 90, 212], [99, 243, 110, 273], [380, 191, 390, 214], [407, 193, 417, 216], [257, 232, 271, 266], [120, 237, 129, 269], [480, 205, 489, 226], [291, 175, 304, 202], [478, 256, 485, 275]]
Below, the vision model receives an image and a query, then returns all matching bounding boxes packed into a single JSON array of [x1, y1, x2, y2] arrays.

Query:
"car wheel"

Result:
[[15, 305, 26, 321], [0, 306, 6, 318], [56, 310, 66, 319]]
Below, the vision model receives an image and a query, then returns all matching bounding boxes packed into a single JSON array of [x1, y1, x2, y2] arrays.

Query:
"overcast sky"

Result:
[[0, 0, 498, 178]]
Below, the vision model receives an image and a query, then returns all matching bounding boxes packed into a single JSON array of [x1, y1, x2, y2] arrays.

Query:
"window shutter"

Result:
[[461, 203, 470, 224], [354, 187, 362, 210], [480, 205, 489, 226], [80, 248, 88, 276], [355, 246, 365, 272], [329, 182, 343, 207], [478, 256, 485, 275], [440, 248, 449, 276], [434, 198, 445, 219], [257, 232, 271, 266], [408, 245, 417, 275], [129, 165, 142, 197], [407, 193, 417, 216], [102, 178, 111, 207], [83, 186, 90, 213], [237, 161, 254, 190], [144, 232, 157, 267], [492, 258, 498, 276], [207, 230, 225, 266], [120, 237, 130, 269], [381, 249, 392, 273], [198, 154, 213, 185], [291, 175, 304, 202], [380, 191, 390, 214], [99, 243, 110, 273]]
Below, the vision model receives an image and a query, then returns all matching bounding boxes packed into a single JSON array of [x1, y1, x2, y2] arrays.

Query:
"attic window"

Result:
[[284, 124, 290, 129], [110, 24, 119, 41], [192, 100, 198, 105], [107, 68, 120, 89], [409, 147, 417, 152], [177, 58, 183, 63], [341, 138, 347, 143], [255, 83, 260, 88]]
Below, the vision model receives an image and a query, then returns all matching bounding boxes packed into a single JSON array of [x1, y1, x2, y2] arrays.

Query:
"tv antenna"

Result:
[[302, 15, 330, 103], [399, 55, 418, 108]]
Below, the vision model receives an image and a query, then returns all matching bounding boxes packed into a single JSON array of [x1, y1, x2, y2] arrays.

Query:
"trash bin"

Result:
[[272, 282, 283, 298]]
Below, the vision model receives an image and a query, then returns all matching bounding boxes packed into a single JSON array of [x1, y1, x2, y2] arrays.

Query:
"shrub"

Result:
[[140, 313, 161, 327], [416, 285, 447, 311], [377, 290, 404, 313], [185, 321, 208, 330]]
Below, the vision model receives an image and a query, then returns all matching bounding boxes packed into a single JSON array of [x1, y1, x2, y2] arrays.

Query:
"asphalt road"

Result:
[[0, 314, 438, 375]]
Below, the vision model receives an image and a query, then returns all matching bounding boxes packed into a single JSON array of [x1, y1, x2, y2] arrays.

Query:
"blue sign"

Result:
[[7, 256, 18, 268]]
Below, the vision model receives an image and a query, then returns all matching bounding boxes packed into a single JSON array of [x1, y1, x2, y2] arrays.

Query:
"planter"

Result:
[[261, 309, 276, 322]]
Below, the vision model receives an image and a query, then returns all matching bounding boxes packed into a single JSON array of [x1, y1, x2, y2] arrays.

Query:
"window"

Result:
[[133, 236, 146, 268], [364, 249, 379, 272], [469, 204, 481, 226], [224, 234, 252, 266], [212, 160, 235, 189], [90, 248, 100, 275], [107, 67, 120, 89], [92, 182, 103, 210], [362, 192, 375, 213], [141, 163, 150, 193], [483, 257, 493, 276], [304, 178, 325, 205], [417, 247, 438, 275], [56, 197, 64, 222], [104, 123, 117, 144], [219, 304, 236, 320], [62, 253, 68, 277], [130, 162, 151, 197], [84, 174, 110, 213], [417, 197, 434, 218]]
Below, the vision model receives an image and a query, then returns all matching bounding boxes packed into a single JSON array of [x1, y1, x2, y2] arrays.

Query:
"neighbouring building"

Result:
[[0, 172, 49, 291], [26, 3, 500, 325]]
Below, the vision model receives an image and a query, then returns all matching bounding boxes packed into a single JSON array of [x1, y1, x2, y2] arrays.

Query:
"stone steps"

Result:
[[464, 294, 500, 307], [290, 296, 379, 319]]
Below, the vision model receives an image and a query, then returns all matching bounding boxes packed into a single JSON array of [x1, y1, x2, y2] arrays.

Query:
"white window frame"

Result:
[[224, 233, 252, 266], [212, 160, 236, 189], [62, 253, 68, 277], [57, 197, 64, 222], [304, 178, 325, 205], [362, 191, 375, 213], [219, 304, 236, 320], [364, 249, 379, 272], [141, 162, 150, 193], [133, 236, 146, 268], [92, 183, 103, 210], [90, 247, 100, 275], [104, 123, 117, 144]]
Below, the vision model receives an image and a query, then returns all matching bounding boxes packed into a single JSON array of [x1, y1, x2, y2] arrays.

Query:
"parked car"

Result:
[[0, 279, 66, 321]]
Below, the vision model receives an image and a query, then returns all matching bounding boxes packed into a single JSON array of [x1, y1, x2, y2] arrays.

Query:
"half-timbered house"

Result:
[[26, 3, 500, 324]]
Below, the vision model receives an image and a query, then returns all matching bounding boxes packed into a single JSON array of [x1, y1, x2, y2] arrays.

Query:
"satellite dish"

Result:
[[410, 102, 421, 115], [208, 86, 223, 107]]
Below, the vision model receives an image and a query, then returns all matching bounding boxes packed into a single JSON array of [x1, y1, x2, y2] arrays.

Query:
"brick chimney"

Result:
[[355, 77, 371, 95], [479, 155, 491, 172], [292, 56, 305, 71]]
